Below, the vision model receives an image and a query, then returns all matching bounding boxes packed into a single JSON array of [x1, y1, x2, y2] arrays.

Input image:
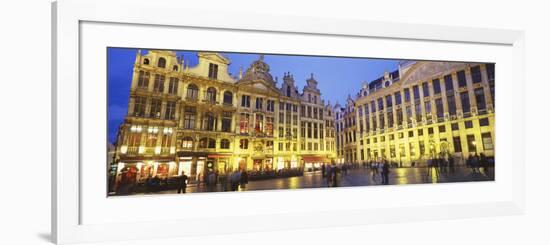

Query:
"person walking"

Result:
[[321, 164, 326, 178], [177, 171, 188, 194], [332, 164, 338, 187], [230, 170, 241, 191], [326, 164, 333, 187], [382, 160, 390, 184], [448, 155, 455, 174], [239, 170, 249, 191]]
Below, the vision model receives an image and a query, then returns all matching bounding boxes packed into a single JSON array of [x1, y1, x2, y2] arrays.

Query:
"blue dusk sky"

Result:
[[107, 48, 401, 144]]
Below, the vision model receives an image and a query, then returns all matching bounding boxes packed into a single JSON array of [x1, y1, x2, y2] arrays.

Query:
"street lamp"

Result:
[[472, 141, 477, 155]]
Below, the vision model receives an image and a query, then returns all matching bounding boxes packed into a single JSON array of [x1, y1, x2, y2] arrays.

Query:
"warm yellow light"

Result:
[[120, 145, 127, 154], [154, 146, 161, 154]]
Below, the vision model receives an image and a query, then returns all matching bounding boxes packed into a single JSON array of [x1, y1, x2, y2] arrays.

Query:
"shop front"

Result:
[[302, 156, 330, 172], [252, 157, 274, 172]]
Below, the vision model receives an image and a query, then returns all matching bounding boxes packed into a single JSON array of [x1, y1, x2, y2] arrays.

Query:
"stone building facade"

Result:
[[112, 50, 337, 185], [339, 61, 495, 166]]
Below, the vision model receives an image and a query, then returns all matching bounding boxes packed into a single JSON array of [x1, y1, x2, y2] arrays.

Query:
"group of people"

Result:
[[466, 153, 491, 174], [177, 169, 249, 194], [426, 155, 456, 178], [321, 163, 342, 187], [366, 160, 391, 184]]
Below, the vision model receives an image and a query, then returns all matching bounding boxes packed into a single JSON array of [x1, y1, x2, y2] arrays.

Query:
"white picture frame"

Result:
[[52, 0, 525, 244]]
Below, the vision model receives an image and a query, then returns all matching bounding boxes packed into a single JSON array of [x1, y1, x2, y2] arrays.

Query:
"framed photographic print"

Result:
[[52, 0, 525, 244]]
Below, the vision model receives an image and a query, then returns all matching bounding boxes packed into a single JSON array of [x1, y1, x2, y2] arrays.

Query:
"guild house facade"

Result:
[[112, 50, 337, 185], [335, 61, 495, 166]]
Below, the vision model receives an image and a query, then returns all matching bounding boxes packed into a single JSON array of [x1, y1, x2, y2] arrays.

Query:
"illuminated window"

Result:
[[239, 139, 249, 149], [482, 132, 493, 150], [181, 137, 193, 149]]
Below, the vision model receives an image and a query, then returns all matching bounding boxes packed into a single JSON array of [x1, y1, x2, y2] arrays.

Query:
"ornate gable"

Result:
[[400, 61, 467, 86]]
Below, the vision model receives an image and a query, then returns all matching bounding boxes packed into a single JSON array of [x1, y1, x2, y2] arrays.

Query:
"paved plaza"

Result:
[[131, 165, 494, 196]]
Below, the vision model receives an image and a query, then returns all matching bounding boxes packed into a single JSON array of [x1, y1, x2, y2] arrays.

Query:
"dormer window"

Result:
[[143, 58, 149, 65], [157, 57, 166, 68], [208, 63, 218, 79]]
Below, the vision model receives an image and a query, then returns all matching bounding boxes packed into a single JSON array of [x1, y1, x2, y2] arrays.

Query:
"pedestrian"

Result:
[[326, 164, 333, 187], [177, 171, 188, 194], [382, 160, 390, 184], [240, 170, 249, 191], [379, 160, 384, 182], [371, 161, 378, 180], [479, 153, 488, 174], [231, 170, 241, 191], [448, 155, 455, 173], [433, 157, 440, 178], [426, 158, 433, 177], [206, 171, 217, 192], [332, 164, 338, 187], [321, 164, 326, 178], [219, 172, 227, 192]]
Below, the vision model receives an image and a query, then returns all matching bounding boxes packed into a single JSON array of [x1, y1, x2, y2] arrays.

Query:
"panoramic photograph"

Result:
[[107, 48, 495, 196]]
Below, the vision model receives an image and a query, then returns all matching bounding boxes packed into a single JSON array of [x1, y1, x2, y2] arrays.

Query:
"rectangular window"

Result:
[[164, 101, 176, 120], [418, 129, 423, 136], [479, 118, 489, 126], [254, 114, 264, 134], [404, 88, 411, 102], [267, 100, 275, 112], [255, 97, 263, 110], [482, 132, 494, 150], [422, 82, 430, 97], [438, 125, 446, 133], [394, 91, 402, 105], [474, 88, 487, 111], [300, 122, 305, 138], [457, 70, 467, 88], [266, 117, 274, 136], [241, 95, 250, 107], [313, 123, 318, 139], [447, 94, 457, 116], [467, 135, 476, 153], [239, 113, 250, 134], [396, 108, 403, 126], [415, 102, 422, 122], [435, 98, 444, 119], [183, 107, 196, 129], [378, 98, 384, 111], [451, 123, 459, 131], [444, 74, 454, 91], [300, 105, 305, 117], [464, 120, 473, 128], [460, 91, 470, 114], [471, 65, 482, 83], [453, 136, 462, 152], [313, 108, 318, 119], [432, 79, 441, 94], [307, 106, 312, 118], [153, 74, 165, 93], [319, 109, 324, 120], [133, 97, 146, 117], [137, 71, 150, 88], [413, 85, 420, 100], [307, 122, 312, 138], [208, 63, 218, 79], [168, 77, 179, 94], [386, 95, 393, 108], [222, 112, 232, 132], [149, 99, 162, 118], [278, 127, 284, 138]]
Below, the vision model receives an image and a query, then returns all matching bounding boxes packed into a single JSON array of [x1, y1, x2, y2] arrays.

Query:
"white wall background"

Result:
[[0, 0, 548, 244]]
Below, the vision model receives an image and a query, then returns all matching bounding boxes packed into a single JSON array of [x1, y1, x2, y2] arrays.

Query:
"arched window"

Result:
[[186, 84, 199, 99], [202, 112, 216, 131], [157, 57, 166, 68], [206, 87, 217, 102], [173, 65, 178, 71], [239, 139, 249, 149], [198, 137, 208, 148], [181, 137, 193, 149], [223, 91, 233, 105], [220, 139, 230, 149], [287, 85, 291, 97], [143, 58, 149, 65], [208, 138, 216, 149]]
